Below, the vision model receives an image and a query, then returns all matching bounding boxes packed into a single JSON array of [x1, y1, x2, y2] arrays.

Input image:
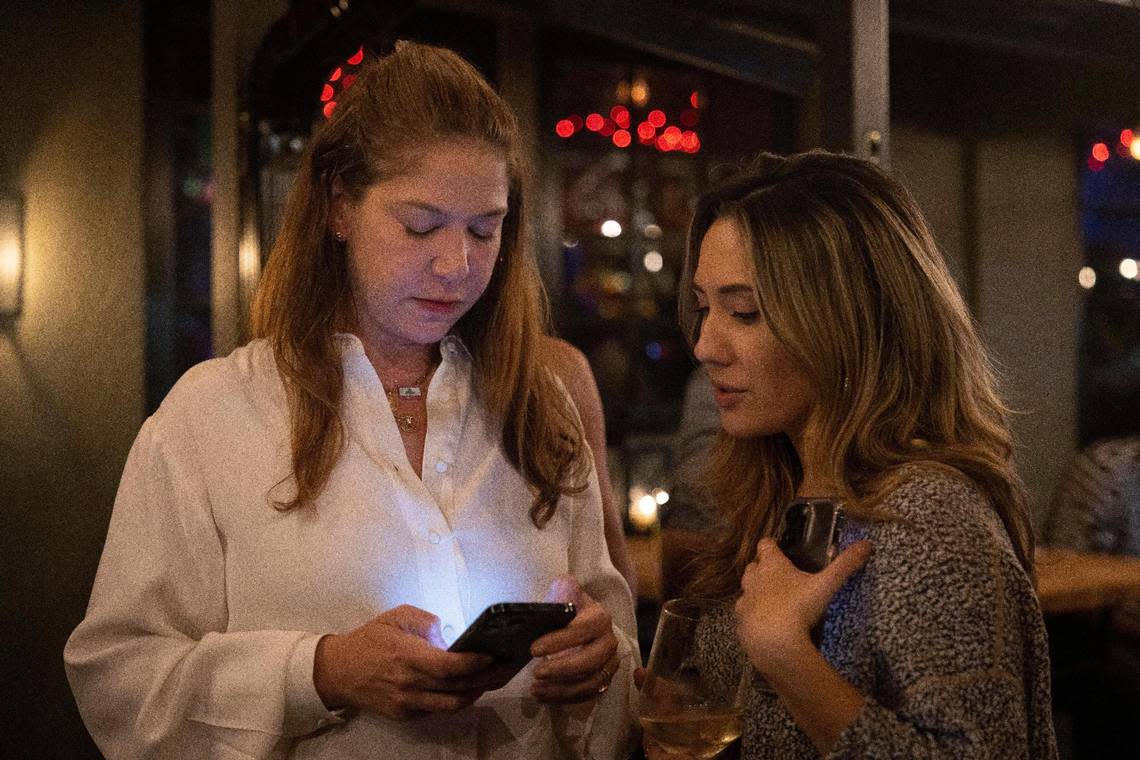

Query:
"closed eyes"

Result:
[[402, 225, 499, 241]]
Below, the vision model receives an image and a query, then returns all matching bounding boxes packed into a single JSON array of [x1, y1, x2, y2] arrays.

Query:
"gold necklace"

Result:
[[382, 370, 429, 434]]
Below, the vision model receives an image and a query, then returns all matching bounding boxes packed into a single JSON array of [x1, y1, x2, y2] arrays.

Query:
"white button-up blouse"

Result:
[[64, 334, 638, 759]]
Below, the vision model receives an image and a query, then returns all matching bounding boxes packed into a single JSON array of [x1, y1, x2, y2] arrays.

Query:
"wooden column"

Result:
[[819, 0, 890, 166]]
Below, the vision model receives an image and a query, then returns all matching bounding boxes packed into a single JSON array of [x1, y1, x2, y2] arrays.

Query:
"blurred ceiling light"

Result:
[[1078, 266, 1096, 289], [1120, 258, 1138, 280], [0, 191, 25, 319], [643, 223, 662, 239], [1131, 135, 1140, 161], [630, 77, 650, 108], [601, 220, 623, 238], [643, 251, 664, 272]]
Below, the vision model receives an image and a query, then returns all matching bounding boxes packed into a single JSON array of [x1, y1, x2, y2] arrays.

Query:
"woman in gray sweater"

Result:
[[646, 151, 1057, 759]]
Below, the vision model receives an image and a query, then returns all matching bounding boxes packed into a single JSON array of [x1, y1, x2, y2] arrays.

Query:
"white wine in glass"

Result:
[[638, 598, 749, 758]]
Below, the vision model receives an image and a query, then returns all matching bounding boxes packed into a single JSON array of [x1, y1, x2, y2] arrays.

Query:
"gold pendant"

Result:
[[386, 386, 421, 434]]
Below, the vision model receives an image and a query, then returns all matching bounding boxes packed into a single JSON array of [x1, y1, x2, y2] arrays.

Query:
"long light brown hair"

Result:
[[678, 151, 1034, 599], [251, 41, 589, 524]]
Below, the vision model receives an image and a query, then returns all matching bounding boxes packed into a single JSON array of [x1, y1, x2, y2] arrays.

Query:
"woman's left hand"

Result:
[[529, 575, 620, 703], [735, 538, 872, 675]]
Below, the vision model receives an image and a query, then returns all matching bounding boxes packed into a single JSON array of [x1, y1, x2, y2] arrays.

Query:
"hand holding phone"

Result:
[[313, 604, 504, 722], [529, 576, 622, 704], [448, 602, 577, 681]]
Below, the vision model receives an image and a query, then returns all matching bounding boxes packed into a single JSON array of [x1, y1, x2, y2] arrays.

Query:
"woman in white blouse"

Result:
[[64, 41, 638, 759]]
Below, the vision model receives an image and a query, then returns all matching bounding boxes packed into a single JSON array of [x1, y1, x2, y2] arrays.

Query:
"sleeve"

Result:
[[824, 481, 1055, 760], [63, 417, 341, 760], [1045, 443, 1129, 553], [548, 465, 641, 760]]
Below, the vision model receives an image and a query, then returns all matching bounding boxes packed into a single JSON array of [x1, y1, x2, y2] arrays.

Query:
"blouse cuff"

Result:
[[551, 624, 639, 759], [284, 633, 347, 737]]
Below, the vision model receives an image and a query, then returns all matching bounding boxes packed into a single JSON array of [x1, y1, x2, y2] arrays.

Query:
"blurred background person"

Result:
[[1044, 433, 1140, 760]]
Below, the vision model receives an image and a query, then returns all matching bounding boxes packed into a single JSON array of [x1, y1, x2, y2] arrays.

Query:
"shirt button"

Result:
[[436, 461, 449, 473], [429, 531, 441, 544]]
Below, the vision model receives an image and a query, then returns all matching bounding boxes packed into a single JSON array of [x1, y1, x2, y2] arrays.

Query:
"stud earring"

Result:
[[334, 230, 346, 242]]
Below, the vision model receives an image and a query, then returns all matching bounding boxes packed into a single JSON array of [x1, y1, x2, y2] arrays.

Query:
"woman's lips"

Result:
[[414, 298, 463, 315], [711, 384, 746, 409]]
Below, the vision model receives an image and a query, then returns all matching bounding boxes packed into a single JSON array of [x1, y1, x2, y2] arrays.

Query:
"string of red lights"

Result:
[[1088, 128, 1140, 171], [555, 91, 704, 153], [320, 45, 366, 119]]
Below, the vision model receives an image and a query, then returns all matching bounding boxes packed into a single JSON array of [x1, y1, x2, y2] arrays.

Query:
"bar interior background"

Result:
[[2, 1, 1140, 757]]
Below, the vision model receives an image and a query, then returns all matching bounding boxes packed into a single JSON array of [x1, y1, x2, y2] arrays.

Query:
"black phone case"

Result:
[[447, 602, 576, 664], [777, 498, 845, 573]]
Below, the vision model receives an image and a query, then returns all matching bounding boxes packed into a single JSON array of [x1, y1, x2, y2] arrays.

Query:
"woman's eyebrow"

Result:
[[387, 200, 508, 218], [715, 284, 756, 296]]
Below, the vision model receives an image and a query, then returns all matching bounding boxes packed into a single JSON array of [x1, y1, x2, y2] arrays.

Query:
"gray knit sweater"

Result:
[[696, 467, 1058, 759]]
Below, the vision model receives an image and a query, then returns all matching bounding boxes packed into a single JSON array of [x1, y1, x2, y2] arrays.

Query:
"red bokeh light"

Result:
[[663, 125, 682, 149], [347, 46, 364, 65], [569, 114, 583, 130], [680, 131, 700, 153], [1091, 142, 1110, 162], [648, 110, 667, 128], [637, 122, 656, 140], [599, 118, 617, 137], [656, 135, 672, 152], [321, 84, 335, 102], [690, 91, 701, 108], [1121, 129, 1134, 147], [612, 130, 632, 148], [555, 119, 575, 138], [330, 67, 343, 82], [323, 101, 337, 119], [585, 113, 605, 131], [1087, 155, 1105, 172], [610, 105, 630, 129]]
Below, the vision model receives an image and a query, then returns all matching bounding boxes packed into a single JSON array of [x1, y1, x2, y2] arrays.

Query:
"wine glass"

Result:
[[637, 598, 749, 758]]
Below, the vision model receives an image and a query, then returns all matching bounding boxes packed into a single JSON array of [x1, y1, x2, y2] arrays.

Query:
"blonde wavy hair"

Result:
[[251, 41, 589, 524], [678, 151, 1034, 599]]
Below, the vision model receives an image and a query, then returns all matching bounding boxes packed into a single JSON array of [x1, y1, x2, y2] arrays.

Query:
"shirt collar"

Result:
[[332, 332, 473, 365]]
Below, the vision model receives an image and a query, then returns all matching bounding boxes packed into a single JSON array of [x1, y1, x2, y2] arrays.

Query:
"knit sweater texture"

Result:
[[696, 466, 1058, 759]]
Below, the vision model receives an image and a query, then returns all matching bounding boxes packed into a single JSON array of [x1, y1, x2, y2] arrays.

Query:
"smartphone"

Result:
[[777, 498, 845, 573], [448, 602, 577, 670]]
